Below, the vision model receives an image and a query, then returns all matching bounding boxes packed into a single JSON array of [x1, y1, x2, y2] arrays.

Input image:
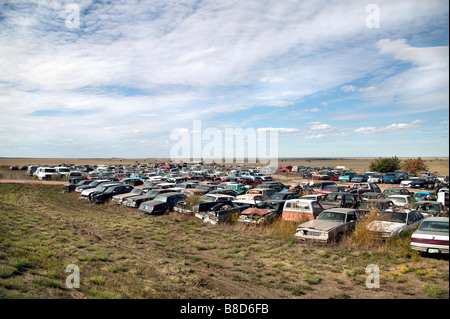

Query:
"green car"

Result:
[[339, 172, 356, 182]]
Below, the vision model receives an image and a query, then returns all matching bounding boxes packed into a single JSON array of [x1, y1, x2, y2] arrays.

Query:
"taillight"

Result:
[[411, 237, 449, 245]]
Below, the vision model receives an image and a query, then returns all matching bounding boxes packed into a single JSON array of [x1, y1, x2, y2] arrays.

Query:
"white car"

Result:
[[367, 209, 429, 238], [410, 217, 449, 254], [367, 174, 383, 183], [387, 195, 414, 207], [33, 166, 57, 180]]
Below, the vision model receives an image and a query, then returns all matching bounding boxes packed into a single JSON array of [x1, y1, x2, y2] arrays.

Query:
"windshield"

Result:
[[378, 212, 407, 223], [153, 195, 168, 203], [316, 212, 346, 223], [414, 203, 440, 213], [323, 194, 342, 202], [418, 220, 449, 233], [131, 188, 143, 194]]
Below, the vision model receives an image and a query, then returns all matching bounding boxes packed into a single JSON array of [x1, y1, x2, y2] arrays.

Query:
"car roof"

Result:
[[421, 217, 449, 222]]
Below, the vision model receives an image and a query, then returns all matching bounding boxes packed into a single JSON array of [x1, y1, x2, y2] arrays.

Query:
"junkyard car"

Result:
[[269, 191, 300, 201], [410, 217, 449, 254], [413, 191, 433, 201], [401, 178, 435, 189], [351, 174, 369, 183], [413, 201, 447, 217], [387, 195, 415, 208], [301, 194, 326, 202], [282, 199, 324, 222], [90, 184, 134, 204], [339, 171, 356, 182], [124, 188, 179, 208], [382, 171, 408, 184], [63, 179, 93, 192], [347, 182, 381, 195], [294, 208, 360, 243], [367, 174, 383, 183], [358, 199, 395, 215], [139, 192, 187, 215], [320, 192, 362, 210], [366, 209, 428, 238], [317, 185, 349, 195], [382, 188, 414, 198], [194, 201, 250, 224], [238, 200, 286, 225], [75, 179, 110, 192], [80, 181, 121, 199], [112, 186, 154, 205]]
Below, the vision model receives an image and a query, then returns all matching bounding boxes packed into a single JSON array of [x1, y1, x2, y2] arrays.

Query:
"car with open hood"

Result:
[[294, 208, 360, 243], [237, 200, 286, 225]]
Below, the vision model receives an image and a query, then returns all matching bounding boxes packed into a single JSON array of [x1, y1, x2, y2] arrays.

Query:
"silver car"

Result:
[[410, 217, 449, 254]]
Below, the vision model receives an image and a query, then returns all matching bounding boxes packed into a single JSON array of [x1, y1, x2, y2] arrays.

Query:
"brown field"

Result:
[[1, 157, 448, 175]]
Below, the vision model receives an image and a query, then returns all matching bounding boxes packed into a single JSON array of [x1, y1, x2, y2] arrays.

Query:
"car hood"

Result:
[[367, 221, 404, 233], [241, 208, 272, 216], [299, 219, 343, 231]]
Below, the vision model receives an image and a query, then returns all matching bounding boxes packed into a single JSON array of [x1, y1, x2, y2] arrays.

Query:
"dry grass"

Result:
[[0, 183, 448, 300]]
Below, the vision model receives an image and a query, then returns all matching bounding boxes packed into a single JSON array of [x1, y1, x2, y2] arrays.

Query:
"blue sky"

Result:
[[0, 0, 448, 159]]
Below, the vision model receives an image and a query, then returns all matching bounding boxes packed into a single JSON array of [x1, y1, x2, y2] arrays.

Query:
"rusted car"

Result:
[[237, 200, 286, 225], [282, 199, 324, 222], [295, 208, 360, 243]]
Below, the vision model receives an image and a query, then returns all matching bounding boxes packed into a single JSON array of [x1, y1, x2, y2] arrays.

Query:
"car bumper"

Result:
[[410, 244, 449, 254]]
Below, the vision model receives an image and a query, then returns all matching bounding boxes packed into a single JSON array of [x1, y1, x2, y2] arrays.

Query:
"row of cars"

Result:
[[65, 176, 449, 255]]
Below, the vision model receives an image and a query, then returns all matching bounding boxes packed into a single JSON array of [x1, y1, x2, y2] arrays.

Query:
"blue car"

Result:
[[413, 191, 433, 201]]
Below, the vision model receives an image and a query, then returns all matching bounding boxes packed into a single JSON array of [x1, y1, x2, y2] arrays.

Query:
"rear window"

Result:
[[418, 221, 449, 233]]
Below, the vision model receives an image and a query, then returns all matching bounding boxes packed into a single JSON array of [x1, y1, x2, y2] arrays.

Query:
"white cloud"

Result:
[[309, 122, 336, 131], [340, 85, 356, 92], [355, 120, 426, 134], [305, 107, 320, 112], [257, 127, 300, 134]]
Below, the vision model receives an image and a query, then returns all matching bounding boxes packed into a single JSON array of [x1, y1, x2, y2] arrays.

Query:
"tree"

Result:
[[402, 157, 428, 175], [369, 156, 401, 173]]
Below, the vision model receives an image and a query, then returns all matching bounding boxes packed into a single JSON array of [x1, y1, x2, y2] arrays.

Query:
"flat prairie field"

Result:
[[0, 157, 448, 175]]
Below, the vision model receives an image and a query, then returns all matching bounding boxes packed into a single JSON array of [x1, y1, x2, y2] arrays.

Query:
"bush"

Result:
[[369, 156, 401, 173]]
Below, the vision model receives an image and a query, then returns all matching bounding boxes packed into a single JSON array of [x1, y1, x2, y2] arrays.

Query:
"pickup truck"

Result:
[[383, 172, 408, 184]]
